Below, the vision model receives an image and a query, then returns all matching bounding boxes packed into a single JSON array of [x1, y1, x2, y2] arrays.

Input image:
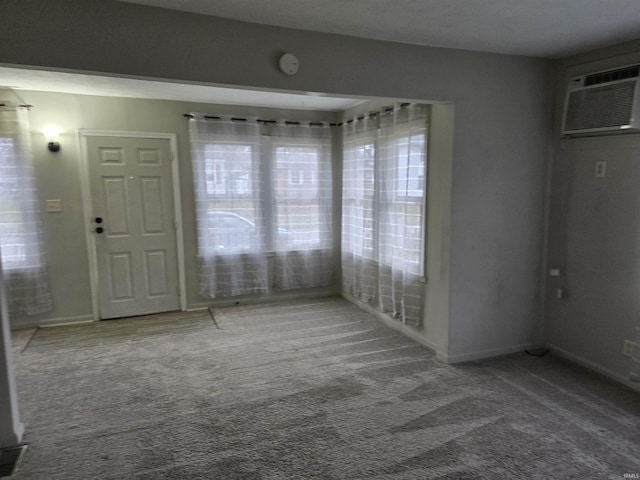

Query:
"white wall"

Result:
[[0, 0, 554, 361], [545, 39, 640, 388]]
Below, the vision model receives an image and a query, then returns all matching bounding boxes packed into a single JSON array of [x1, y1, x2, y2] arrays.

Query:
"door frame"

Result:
[[78, 130, 187, 320]]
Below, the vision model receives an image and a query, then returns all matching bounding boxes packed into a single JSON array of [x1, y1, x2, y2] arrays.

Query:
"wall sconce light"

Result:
[[43, 126, 61, 152]]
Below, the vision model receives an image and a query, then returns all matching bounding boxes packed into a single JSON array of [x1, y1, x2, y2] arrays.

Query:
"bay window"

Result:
[[342, 104, 428, 326], [189, 115, 334, 298]]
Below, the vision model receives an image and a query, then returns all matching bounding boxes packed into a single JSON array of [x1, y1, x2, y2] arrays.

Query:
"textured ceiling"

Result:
[[117, 0, 640, 59]]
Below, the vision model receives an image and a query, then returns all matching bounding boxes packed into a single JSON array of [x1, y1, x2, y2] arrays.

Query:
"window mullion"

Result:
[[420, 133, 428, 280], [261, 135, 275, 253], [372, 128, 381, 265]]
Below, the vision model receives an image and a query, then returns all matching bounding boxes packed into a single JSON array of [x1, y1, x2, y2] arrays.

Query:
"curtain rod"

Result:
[[182, 113, 337, 127], [344, 102, 412, 123], [183, 102, 413, 127], [0, 103, 33, 109]]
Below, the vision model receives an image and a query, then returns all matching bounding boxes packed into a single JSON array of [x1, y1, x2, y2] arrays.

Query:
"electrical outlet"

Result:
[[622, 340, 636, 357], [595, 161, 607, 178]]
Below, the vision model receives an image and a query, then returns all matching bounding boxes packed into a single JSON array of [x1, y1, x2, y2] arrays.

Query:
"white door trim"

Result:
[[78, 130, 187, 319]]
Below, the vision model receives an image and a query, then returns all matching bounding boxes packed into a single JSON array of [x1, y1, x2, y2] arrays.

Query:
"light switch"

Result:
[[46, 199, 62, 213], [549, 269, 561, 277]]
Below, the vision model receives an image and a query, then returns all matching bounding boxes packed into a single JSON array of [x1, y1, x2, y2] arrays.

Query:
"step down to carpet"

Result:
[[0, 445, 28, 477]]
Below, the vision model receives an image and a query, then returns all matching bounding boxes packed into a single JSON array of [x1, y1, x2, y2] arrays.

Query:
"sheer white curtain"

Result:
[[342, 104, 428, 326], [189, 115, 268, 298], [0, 105, 52, 315], [270, 121, 334, 290], [377, 105, 428, 325], [341, 114, 378, 303]]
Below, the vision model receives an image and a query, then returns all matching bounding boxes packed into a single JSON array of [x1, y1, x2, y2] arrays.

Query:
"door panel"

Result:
[[140, 177, 164, 233], [109, 253, 134, 300], [100, 147, 124, 164], [103, 177, 129, 234], [145, 250, 169, 296], [87, 136, 179, 319]]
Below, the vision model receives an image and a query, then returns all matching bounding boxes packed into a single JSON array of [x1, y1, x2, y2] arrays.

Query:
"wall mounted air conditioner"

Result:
[[561, 64, 640, 136]]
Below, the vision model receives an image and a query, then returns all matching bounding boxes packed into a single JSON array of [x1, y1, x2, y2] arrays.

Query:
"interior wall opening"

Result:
[[0, 68, 454, 357]]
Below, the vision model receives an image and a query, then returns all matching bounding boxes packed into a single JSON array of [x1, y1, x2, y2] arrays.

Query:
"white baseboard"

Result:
[[188, 288, 341, 311], [185, 305, 209, 312], [547, 343, 640, 393], [11, 315, 94, 330], [440, 342, 546, 364], [340, 293, 546, 365]]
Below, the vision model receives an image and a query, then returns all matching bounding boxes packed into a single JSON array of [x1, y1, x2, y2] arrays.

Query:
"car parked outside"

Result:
[[206, 211, 294, 251]]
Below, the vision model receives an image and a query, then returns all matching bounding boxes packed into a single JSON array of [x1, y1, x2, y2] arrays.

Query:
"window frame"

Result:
[[342, 128, 428, 278], [199, 133, 333, 256], [268, 135, 332, 253]]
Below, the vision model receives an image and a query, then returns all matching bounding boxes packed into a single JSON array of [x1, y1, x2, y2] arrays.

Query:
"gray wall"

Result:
[[0, 0, 554, 362], [545, 40, 640, 386]]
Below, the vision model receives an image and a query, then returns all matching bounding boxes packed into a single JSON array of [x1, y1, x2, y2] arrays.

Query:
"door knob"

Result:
[[95, 217, 103, 224], [96, 227, 104, 234]]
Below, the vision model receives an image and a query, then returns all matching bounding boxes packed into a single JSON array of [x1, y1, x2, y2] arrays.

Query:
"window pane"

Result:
[[379, 132, 426, 275], [273, 143, 329, 251], [203, 143, 261, 253], [396, 134, 426, 198], [0, 138, 28, 268], [342, 140, 376, 259]]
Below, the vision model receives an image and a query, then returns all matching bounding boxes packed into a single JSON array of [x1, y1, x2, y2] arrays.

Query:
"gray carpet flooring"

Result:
[[9, 297, 640, 479]]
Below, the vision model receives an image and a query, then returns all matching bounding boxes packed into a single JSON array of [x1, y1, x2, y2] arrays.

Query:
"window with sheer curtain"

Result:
[[189, 115, 334, 298], [342, 104, 428, 326], [270, 122, 334, 290], [0, 105, 52, 315]]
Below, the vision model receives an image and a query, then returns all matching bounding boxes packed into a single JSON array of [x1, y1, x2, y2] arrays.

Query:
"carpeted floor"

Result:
[[9, 297, 640, 479]]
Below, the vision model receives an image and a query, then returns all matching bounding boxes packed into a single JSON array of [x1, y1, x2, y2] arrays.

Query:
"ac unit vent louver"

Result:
[[561, 64, 640, 136], [583, 65, 640, 86]]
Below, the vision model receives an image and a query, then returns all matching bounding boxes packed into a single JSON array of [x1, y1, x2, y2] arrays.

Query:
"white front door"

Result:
[[86, 136, 180, 319]]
